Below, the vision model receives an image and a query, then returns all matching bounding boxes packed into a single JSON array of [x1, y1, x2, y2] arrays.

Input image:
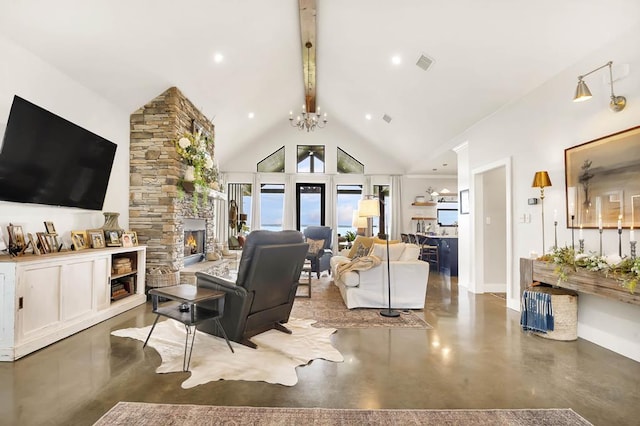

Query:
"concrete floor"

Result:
[[1, 272, 639, 426]]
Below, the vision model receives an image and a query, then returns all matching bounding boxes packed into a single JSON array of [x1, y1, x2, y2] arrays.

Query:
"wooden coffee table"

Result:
[[144, 284, 234, 371]]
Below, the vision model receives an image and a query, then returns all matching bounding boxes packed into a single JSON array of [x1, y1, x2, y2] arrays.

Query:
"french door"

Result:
[[296, 183, 325, 231]]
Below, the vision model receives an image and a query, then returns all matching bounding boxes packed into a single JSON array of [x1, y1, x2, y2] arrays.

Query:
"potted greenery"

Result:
[[174, 130, 219, 212]]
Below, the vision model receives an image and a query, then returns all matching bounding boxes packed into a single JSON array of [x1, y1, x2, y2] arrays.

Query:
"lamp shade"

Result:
[[574, 79, 592, 102], [352, 210, 368, 228], [532, 171, 552, 188], [358, 198, 380, 218]]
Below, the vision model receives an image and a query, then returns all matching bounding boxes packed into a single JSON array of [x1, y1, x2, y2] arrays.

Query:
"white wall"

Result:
[[451, 23, 640, 361], [482, 167, 506, 287], [222, 117, 404, 175], [0, 36, 130, 248]]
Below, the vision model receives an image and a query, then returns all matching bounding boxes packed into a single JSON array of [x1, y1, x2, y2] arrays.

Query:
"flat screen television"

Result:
[[437, 208, 458, 227], [0, 95, 117, 210]]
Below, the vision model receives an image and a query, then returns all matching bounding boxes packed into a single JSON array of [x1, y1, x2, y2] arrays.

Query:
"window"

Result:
[[336, 185, 363, 236], [337, 148, 364, 174], [257, 146, 285, 173], [297, 145, 325, 173], [260, 184, 284, 231], [228, 183, 252, 232], [296, 183, 325, 232]]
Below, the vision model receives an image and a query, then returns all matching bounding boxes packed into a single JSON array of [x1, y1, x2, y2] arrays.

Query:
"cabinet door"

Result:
[[61, 260, 94, 321], [19, 265, 61, 341], [94, 256, 110, 310]]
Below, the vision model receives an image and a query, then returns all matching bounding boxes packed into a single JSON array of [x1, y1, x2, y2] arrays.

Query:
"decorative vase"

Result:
[[101, 212, 123, 234], [184, 165, 196, 182]]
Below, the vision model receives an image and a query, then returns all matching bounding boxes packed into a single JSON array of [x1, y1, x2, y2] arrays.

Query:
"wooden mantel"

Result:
[[520, 258, 640, 307]]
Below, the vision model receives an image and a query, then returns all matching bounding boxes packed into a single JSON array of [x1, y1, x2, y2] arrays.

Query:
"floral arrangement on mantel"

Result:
[[541, 246, 639, 293], [174, 130, 220, 211]]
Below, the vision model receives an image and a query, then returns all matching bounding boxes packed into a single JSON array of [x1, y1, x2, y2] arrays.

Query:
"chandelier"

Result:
[[289, 41, 328, 132]]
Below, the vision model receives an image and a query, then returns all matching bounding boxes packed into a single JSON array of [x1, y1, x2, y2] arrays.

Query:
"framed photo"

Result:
[[126, 230, 139, 246], [121, 232, 134, 248], [459, 189, 470, 215], [0, 228, 6, 251], [71, 231, 88, 250], [105, 230, 121, 247], [28, 233, 40, 255], [37, 232, 51, 253], [44, 221, 57, 235], [87, 230, 105, 249], [565, 126, 640, 228], [7, 224, 26, 249]]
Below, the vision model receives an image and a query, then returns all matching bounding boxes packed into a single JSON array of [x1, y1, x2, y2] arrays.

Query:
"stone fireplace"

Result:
[[184, 218, 206, 266], [129, 87, 219, 275]]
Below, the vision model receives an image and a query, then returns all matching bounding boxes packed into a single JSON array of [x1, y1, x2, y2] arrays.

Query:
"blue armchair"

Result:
[[303, 226, 333, 278]]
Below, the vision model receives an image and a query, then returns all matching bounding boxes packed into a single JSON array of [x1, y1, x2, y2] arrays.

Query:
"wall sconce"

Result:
[[532, 171, 552, 254], [573, 61, 627, 112]]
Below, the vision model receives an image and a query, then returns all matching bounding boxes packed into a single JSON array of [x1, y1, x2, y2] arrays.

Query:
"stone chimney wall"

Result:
[[130, 87, 216, 271]]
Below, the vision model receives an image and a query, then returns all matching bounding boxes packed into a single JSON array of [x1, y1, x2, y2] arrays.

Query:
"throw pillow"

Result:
[[399, 243, 420, 261], [370, 242, 406, 261], [352, 243, 371, 259], [347, 235, 374, 258], [306, 238, 325, 255]]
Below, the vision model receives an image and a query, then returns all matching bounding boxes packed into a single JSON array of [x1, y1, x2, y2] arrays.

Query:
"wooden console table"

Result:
[[520, 258, 640, 307]]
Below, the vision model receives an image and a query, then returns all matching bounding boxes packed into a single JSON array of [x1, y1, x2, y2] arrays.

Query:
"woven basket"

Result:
[[529, 286, 578, 341], [146, 267, 180, 288]]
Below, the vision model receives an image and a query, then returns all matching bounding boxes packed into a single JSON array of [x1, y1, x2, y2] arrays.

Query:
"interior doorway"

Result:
[[471, 158, 513, 306], [296, 183, 325, 231]]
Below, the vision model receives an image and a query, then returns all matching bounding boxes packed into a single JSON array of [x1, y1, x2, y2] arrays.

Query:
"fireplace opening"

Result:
[[184, 219, 206, 266]]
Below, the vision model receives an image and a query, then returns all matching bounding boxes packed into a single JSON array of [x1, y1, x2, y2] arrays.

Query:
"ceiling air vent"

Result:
[[382, 114, 392, 123], [416, 54, 434, 71]]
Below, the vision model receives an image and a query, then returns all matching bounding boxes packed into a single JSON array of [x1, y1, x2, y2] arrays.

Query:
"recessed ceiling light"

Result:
[[391, 55, 402, 65], [213, 53, 224, 63], [248, 112, 255, 119], [365, 114, 372, 120], [432, 168, 438, 171]]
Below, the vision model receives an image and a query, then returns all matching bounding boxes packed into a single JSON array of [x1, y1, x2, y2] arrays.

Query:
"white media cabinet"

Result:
[[0, 246, 146, 361]]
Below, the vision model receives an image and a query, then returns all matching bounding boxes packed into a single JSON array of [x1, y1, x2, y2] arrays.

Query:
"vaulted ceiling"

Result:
[[1, 0, 639, 174]]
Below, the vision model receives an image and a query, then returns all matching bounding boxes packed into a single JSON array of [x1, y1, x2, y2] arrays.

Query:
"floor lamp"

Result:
[[358, 196, 399, 318], [532, 171, 552, 254]]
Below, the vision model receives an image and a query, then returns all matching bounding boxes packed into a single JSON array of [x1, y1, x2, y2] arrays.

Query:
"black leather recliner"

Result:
[[303, 225, 333, 278], [196, 230, 308, 348]]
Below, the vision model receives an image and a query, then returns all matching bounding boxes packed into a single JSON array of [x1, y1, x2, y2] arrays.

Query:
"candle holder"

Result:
[[618, 228, 622, 257], [579, 239, 584, 254], [570, 215, 575, 249], [631, 241, 637, 259], [599, 229, 603, 256], [554, 221, 558, 249]]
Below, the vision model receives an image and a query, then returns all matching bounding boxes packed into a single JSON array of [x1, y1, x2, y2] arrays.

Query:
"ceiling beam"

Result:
[[298, 0, 317, 113]]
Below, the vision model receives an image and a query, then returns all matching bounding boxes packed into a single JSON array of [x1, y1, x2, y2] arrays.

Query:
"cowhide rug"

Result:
[[112, 318, 343, 388]]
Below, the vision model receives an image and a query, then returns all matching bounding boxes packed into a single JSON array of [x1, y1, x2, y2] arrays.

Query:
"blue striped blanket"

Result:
[[520, 290, 554, 333]]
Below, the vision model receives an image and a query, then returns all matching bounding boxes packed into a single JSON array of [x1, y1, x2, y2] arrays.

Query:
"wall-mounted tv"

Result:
[[0, 95, 117, 210], [437, 208, 458, 227]]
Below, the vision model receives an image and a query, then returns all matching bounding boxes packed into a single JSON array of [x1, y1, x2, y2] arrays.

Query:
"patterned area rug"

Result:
[[111, 318, 343, 387], [291, 278, 432, 329], [94, 403, 594, 425]]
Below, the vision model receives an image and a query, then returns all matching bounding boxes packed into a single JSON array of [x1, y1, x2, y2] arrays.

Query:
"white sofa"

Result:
[[330, 242, 429, 309]]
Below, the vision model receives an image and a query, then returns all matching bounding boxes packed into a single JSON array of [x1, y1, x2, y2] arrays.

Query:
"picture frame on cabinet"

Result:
[[105, 230, 121, 247], [88, 230, 105, 249], [44, 221, 57, 235], [0, 228, 6, 251], [7, 224, 25, 249], [121, 232, 134, 248], [71, 231, 88, 250], [37, 232, 50, 253], [128, 231, 138, 246], [28, 233, 40, 255]]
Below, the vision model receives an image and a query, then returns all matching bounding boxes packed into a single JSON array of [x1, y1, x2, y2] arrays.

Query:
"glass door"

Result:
[[296, 183, 325, 231]]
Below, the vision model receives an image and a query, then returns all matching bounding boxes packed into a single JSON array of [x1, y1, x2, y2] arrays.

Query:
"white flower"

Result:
[[204, 156, 214, 169], [178, 137, 191, 149], [603, 254, 623, 267]]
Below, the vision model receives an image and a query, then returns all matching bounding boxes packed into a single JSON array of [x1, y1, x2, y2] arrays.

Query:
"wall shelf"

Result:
[[411, 202, 437, 206]]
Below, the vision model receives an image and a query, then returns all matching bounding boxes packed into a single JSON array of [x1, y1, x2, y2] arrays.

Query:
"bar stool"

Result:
[[417, 235, 439, 271]]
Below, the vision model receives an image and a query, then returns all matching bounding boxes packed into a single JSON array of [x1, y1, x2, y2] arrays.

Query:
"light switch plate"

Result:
[[528, 198, 538, 205]]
